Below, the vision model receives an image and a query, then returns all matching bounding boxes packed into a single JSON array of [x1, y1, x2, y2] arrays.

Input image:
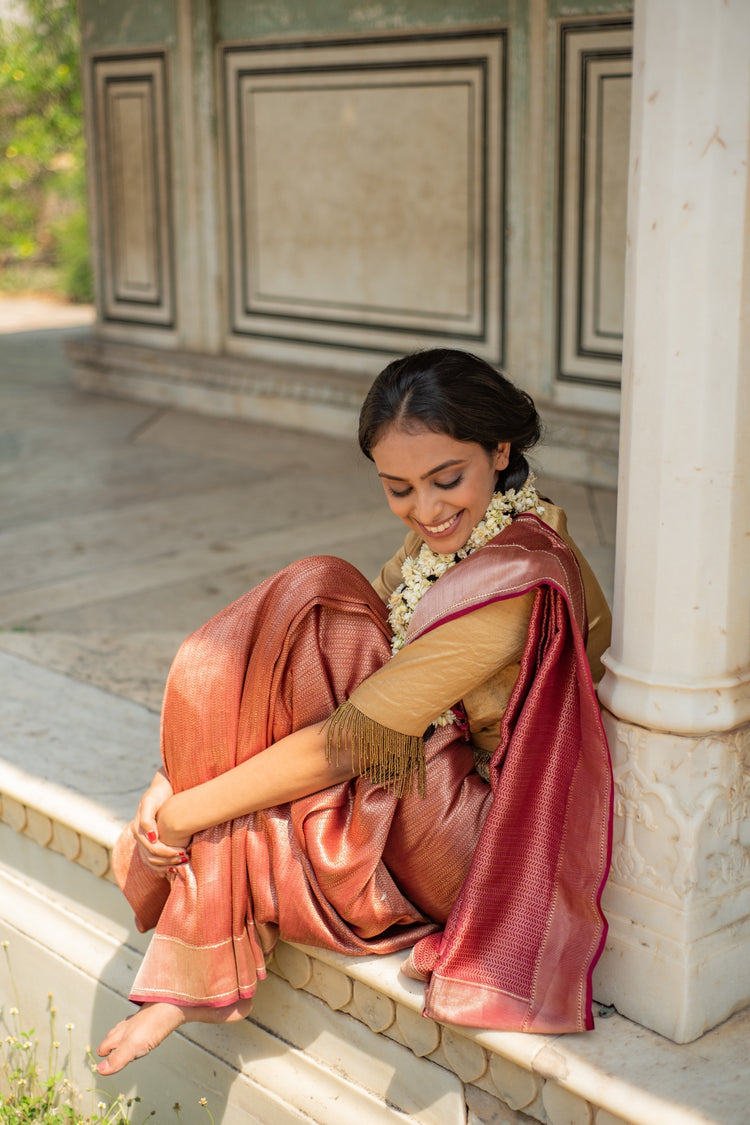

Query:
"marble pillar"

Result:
[[595, 0, 750, 1043]]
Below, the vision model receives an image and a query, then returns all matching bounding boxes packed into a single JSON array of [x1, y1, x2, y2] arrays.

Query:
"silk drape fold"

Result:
[[403, 516, 613, 1032], [113, 516, 611, 1032], [113, 556, 488, 1006]]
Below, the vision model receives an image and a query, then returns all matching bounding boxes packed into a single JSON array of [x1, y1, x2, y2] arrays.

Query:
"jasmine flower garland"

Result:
[[387, 474, 545, 726]]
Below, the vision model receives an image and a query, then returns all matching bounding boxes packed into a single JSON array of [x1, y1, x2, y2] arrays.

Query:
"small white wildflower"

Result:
[[1, 940, 8, 948], [9, 1007, 18, 1016], [199, 1097, 208, 1106], [53, 1040, 60, 1048], [66, 1021, 75, 1030], [97, 1101, 107, 1111]]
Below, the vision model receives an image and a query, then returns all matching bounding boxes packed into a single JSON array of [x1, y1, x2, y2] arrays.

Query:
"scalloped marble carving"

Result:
[[0, 793, 112, 882]]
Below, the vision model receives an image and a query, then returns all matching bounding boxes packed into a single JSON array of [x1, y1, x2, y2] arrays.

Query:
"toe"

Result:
[[97, 1022, 125, 1057], [97, 1052, 123, 1076]]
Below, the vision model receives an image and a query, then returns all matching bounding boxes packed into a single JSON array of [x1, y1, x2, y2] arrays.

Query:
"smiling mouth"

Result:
[[419, 511, 463, 537]]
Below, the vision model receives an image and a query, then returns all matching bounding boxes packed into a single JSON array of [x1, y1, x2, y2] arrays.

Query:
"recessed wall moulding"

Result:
[[557, 19, 633, 387], [92, 52, 175, 328], [222, 32, 506, 361]]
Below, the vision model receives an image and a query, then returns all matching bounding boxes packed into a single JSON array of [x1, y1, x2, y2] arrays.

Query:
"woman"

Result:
[[97, 349, 612, 1075]]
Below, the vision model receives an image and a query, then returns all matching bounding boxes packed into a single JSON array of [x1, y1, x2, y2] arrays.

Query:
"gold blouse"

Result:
[[355, 503, 611, 759]]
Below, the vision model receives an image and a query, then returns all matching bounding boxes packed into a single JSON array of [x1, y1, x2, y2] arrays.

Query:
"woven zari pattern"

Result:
[[404, 516, 612, 1032], [113, 556, 486, 1007], [113, 519, 611, 1033]]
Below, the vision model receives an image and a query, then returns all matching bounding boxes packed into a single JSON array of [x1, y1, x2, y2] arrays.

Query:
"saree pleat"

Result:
[[113, 555, 489, 1007]]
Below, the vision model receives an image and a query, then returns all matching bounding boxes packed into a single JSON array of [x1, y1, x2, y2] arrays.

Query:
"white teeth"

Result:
[[424, 514, 458, 534]]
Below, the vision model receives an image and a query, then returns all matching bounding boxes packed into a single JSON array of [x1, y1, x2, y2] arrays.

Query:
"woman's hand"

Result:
[[132, 769, 189, 873], [155, 796, 193, 851]]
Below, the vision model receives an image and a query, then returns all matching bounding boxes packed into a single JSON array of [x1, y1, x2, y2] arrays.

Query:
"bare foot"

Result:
[[96, 998, 253, 1075]]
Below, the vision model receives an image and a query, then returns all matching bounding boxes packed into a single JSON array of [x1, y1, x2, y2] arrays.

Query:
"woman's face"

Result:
[[371, 424, 510, 554]]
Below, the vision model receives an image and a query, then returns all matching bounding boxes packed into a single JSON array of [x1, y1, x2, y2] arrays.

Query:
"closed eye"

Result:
[[387, 474, 462, 499]]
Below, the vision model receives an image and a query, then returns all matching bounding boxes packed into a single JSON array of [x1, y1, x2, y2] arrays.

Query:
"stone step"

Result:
[[66, 337, 619, 489], [1, 651, 743, 1125]]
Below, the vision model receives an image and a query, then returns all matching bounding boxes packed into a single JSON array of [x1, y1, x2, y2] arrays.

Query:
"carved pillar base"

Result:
[[594, 712, 750, 1043]]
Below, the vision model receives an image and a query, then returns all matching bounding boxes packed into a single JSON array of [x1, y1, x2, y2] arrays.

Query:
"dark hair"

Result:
[[358, 348, 542, 492]]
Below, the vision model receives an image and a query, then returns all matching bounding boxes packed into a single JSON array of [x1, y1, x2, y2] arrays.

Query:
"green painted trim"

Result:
[[217, 0, 524, 43], [79, 0, 178, 51], [547, 0, 632, 17]]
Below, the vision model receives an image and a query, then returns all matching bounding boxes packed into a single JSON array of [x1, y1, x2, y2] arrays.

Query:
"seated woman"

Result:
[[97, 348, 612, 1075]]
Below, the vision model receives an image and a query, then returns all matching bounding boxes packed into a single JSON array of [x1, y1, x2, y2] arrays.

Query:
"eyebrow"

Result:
[[377, 458, 466, 482]]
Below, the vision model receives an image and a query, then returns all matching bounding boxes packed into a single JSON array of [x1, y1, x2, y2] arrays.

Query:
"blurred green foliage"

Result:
[[0, 0, 92, 301]]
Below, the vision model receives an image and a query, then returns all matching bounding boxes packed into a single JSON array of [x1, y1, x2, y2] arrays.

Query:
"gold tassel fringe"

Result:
[[325, 701, 426, 798]]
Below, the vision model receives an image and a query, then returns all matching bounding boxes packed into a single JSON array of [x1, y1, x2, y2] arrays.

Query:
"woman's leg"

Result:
[[102, 558, 395, 1071]]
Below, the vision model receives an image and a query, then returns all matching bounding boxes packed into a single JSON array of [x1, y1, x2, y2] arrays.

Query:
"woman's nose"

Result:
[[413, 492, 443, 526]]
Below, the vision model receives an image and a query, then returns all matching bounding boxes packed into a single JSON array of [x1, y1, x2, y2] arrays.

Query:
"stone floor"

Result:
[[0, 299, 616, 720]]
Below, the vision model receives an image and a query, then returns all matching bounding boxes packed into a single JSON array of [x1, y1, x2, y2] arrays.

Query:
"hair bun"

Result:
[[359, 349, 542, 468]]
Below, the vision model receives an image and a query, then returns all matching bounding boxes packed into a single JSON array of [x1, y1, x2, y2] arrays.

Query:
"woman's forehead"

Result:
[[371, 426, 482, 479]]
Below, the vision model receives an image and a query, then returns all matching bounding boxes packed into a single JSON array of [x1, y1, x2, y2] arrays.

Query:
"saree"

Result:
[[113, 514, 611, 1033]]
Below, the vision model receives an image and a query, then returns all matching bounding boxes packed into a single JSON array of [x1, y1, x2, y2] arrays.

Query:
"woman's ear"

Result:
[[493, 442, 511, 472]]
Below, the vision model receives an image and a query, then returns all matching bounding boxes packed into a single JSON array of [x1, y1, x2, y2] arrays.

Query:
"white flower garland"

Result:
[[387, 474, 545, 726]]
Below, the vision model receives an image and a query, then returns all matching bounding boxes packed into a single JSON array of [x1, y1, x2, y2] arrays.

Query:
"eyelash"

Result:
[[388, 475, 463, 499]]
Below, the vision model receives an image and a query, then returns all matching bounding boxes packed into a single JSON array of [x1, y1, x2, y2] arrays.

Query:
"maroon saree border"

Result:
[[404, 514, 613, 1033]]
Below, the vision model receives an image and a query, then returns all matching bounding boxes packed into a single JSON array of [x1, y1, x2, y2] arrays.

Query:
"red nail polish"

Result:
[[180, 853, 189, 862], [147, 831, 157, 843], [168, 867, 176, 874]]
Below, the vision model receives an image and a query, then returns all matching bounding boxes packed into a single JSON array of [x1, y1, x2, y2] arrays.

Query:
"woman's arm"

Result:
[[156, 722, 356, 848], [145, 595, 534, 855]]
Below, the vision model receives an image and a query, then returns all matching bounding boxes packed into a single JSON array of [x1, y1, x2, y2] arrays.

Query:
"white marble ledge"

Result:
[[0, 758, 122, 850], [1, 653, 747, 1125], [0, 761, 120, 881], [2, 773, 746, 1125], [274, 942, 741, 1125], [0, 652, 161, 822]]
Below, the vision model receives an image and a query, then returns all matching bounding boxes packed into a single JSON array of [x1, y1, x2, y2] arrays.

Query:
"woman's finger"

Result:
[[135, 840, 190, 871], [132, 769, 176, 850]]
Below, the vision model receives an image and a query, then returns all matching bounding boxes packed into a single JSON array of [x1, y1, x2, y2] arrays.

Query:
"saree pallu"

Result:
[[113, 515, 612, 1032], [404, 515, 612, 1032]]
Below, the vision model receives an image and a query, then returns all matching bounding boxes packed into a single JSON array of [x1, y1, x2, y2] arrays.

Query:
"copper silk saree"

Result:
[[113, 513, 612, 1034]]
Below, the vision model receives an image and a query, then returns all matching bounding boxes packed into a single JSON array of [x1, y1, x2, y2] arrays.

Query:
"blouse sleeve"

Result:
[[332, 503, 610, 795], [350, 593, 533, 736], [325, 591, 533, 795]]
